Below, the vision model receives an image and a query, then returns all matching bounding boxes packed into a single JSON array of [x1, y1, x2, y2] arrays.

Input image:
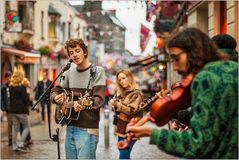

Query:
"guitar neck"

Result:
[[141, 94, 158, 109]]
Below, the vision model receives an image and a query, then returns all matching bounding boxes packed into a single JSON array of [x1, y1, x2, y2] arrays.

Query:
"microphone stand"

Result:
[[32, 61, 72, 159]]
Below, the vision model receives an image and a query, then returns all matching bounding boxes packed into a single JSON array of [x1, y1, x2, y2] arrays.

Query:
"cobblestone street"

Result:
[[1, 107, 176, 159]]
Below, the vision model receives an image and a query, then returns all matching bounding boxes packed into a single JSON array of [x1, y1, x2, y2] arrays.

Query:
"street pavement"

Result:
[[1, 105, 176, 159]]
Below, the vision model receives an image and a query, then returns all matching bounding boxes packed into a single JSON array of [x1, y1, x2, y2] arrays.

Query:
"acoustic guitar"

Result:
[[55, 89, 93, 126]]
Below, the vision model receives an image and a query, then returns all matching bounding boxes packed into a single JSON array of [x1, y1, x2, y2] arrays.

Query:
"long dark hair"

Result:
[[168, 28, 221, 74]]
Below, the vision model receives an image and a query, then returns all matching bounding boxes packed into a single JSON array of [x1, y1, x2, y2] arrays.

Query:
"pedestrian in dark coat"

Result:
[[1, 71, 13, 146], [35, 70, 53, 124], [9, 66, 31, 152]]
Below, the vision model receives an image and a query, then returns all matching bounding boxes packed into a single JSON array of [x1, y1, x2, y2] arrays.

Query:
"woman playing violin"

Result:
[[127, 28, 238, 159], [110, 69, 143, 159]]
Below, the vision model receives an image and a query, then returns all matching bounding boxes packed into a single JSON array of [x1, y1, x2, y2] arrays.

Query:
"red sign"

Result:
[[140, 24, 151, 52]]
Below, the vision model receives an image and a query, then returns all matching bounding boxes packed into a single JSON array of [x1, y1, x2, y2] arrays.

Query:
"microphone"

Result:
[[63, 59, 73, 72]]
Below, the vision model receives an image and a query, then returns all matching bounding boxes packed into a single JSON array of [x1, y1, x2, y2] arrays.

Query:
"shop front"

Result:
[[1, 46, 40, 90]]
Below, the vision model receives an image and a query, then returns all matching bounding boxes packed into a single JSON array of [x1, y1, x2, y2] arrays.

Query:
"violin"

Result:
[[140, 85, 173, 110], [117, 73, 193, 150], [150, 73, 193, 126]]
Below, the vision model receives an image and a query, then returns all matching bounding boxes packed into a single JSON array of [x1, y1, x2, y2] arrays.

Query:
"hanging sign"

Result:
[[6, 11, 22, 32]]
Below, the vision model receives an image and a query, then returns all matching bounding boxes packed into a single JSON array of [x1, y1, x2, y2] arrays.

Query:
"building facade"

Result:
[[187, 1, 238, 49], [1, 0, 88, 90], [168, 1, 238, 86]]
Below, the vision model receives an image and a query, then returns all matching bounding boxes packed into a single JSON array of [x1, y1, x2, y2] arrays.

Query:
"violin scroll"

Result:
[[117, 115, 154, 150]]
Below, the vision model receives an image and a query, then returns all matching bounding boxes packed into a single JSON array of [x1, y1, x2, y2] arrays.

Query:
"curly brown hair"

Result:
[[168, 28, 221, 75], [65, 38, 88, 58]]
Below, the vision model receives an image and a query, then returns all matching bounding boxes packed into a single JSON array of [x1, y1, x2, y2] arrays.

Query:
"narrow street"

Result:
[[1, 107, 176, 159], [1, 0, 238, 159]]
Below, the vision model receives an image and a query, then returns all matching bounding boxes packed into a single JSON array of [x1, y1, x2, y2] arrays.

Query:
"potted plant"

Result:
[[38, 46, 51, 56], [14, 39, 32, 52]]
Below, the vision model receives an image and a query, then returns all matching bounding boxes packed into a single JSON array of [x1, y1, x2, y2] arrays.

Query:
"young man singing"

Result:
[[51, 38, 106, 159]]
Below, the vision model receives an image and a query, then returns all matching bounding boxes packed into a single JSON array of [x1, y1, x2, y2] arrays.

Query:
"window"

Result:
[[18, 2, 26, 23], [68, 22, 71, 39], [48, 4, 61, 40], [41, 11, 44, 38], [18, 1, 34, 31], [48, 15, 57, 39], [77, 24, 80, 38], [5, 1, 10, 13], [62, 22, 66, 42], [83, 26, 87, 40]]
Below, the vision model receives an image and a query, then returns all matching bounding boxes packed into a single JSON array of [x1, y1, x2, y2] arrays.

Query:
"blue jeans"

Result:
[[40, 98, 51, 121], [11, 114, 30, 150], [65, 126, 98, 159], [20, 123, 31, 141], [118, 137, 136, 159]]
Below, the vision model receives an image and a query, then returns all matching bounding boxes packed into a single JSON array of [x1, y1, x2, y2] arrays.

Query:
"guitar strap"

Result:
[[86, 64, 96, 92], [83, 64, 96, 110]]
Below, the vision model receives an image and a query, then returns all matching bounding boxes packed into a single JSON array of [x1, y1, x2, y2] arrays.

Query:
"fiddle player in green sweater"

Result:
[[127, 28, 238, 159]]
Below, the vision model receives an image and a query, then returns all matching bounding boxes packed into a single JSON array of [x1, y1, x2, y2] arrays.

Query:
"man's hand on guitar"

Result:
[[54, 93, 65, 104], [73, 97, 88, 112]]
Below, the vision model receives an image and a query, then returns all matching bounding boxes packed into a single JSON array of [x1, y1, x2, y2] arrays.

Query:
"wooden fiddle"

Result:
[[117, 73, 193, 150], [140, 87, 172, 110], [150, 73, 193, 126]]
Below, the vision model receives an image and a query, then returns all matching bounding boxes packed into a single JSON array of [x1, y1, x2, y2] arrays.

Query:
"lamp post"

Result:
[[104, 108, 110, 148]]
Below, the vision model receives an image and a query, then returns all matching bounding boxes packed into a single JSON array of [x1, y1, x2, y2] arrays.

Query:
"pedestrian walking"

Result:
[[127, 28, 238, 159], [51, 38, 106, 159], [9, 66, 32, 152], [35, 70, 52, 124], [110, 69, 144, 159], [1, 71, 13, 146], [20, 78, 34, 146]]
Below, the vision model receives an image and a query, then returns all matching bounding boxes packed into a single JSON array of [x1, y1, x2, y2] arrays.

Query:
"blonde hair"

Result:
[[115, 69, 138, 95], [22, 78, 30, 88], [10, 65, 27, 87]]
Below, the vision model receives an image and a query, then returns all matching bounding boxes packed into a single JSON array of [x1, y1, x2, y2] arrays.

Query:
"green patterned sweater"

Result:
[[150, 61, 238, 159]]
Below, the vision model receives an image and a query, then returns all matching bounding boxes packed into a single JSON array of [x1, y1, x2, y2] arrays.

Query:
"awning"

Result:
[[1, 47, 40, 64]]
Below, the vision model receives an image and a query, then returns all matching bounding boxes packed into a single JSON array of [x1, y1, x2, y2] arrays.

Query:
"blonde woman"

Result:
[[8, 66, 31, 152], [110, 69, 143, 159]]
